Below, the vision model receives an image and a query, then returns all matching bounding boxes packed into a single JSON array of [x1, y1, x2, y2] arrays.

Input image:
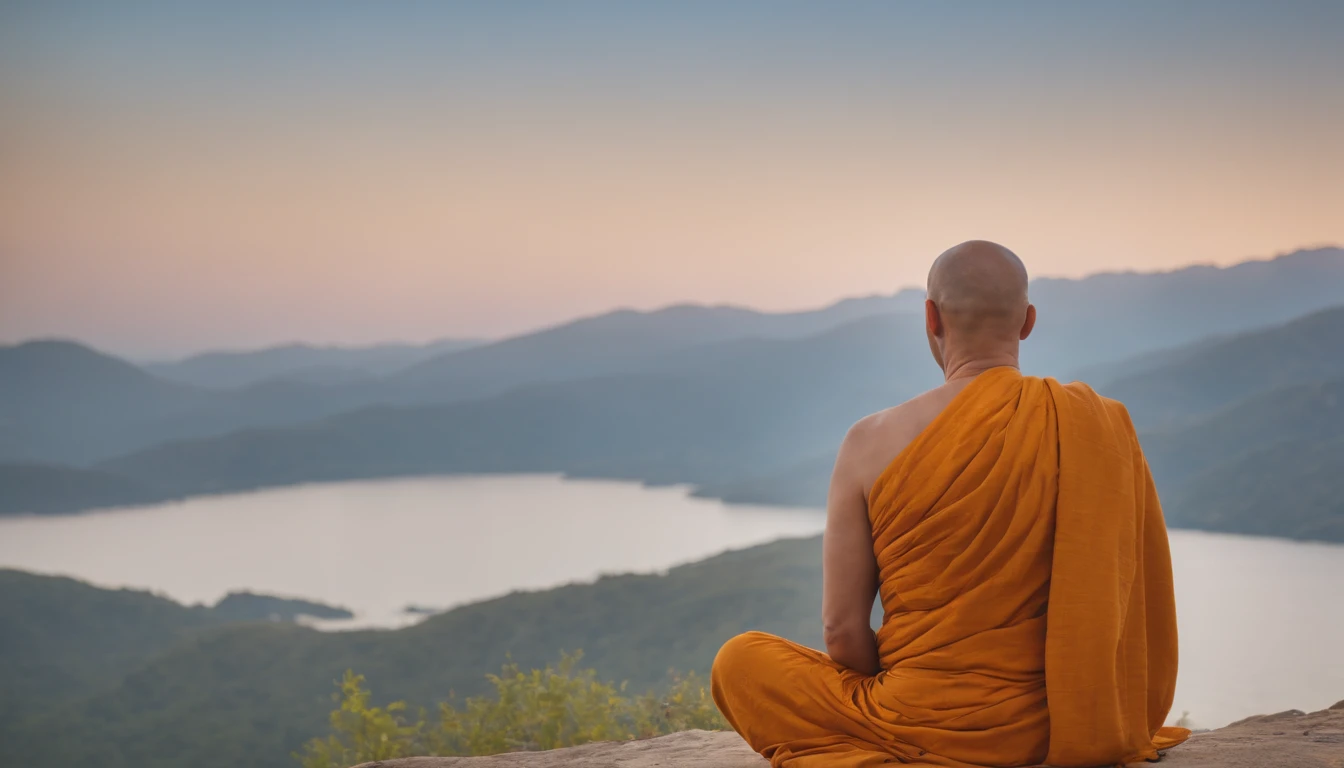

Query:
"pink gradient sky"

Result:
[[2, 3, 1341, 357]]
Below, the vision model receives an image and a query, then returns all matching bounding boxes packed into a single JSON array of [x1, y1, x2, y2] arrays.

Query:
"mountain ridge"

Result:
[[143, 338, 485, 389], [3, 247, 1342, 543], [74, 303, 1344, 543]]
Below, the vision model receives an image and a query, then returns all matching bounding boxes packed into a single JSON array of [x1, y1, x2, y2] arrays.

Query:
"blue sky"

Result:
[[2, 1, 1341, 355]]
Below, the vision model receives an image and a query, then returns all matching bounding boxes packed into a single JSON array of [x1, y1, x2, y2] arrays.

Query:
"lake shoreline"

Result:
[[0, 474, 828, 625], [2, 468, 1339, 546], [4, 510, 1341, 732]]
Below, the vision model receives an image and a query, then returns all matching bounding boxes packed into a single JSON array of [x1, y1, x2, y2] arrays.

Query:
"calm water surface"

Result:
[[0, 474, 824, 626], [0, 474, 1339, 730]]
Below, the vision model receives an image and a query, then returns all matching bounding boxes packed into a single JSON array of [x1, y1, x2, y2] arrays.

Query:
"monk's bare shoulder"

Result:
[[839, 379, 974, 499]]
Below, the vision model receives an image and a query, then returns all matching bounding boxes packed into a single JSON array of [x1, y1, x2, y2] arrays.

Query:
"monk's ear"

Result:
[[925, 299, 943, 338], [1020, 304, 1037, 341]]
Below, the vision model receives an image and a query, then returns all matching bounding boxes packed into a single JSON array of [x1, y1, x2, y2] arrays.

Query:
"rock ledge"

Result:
[[357, 701, 1344, 767]]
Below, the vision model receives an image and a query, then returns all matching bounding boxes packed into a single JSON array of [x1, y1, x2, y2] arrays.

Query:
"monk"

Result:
[[711, 241, 1190, 767]]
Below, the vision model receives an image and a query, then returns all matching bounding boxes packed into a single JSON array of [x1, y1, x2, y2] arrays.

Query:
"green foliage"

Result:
[[632, 669, 727, 735], [1, 538, 815, 768], [297, 672, 426, 768], [434, 652, 634, 755], [297, 653, 727, 768]]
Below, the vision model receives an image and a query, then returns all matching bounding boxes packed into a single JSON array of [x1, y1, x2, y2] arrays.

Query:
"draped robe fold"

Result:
[[711, 368, 1190, 767]]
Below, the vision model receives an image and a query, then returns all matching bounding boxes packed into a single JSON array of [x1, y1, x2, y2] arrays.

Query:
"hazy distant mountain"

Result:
[[382, 246, 1344, 399], [1140, 378, 1344, 488], [0, 298, 916, 465], [143, 338, 484, 389], [0, 341, 208, 464], [0, 341, 387, 465], [691, 453, 836, 508], [1162, 432, 1344, 542], [1025, 246, 1344, 375], [25, 307, 1344, 544], [700, 370, 1344, 542], [0, 463, 162, 515], [4, 246, 1341, 471], [695, 374, 1344, 523], [97, 313, 942, 497], [382, 295, 923, 403], [708, 305, 1344, 532], [1091, 306, 1344, 427]]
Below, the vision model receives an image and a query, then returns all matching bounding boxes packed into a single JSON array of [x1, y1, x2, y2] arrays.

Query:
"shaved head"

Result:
[[927, 240, 1030, 338], [923, 240, 1035, 374]]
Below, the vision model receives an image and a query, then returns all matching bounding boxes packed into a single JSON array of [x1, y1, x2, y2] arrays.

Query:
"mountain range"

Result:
[[696, 306, 1344, 541], [3, 246, 1344, 767], [1, 246, 1342, 545], [141, 338, 484, 389], [0, 297, 923, 467]]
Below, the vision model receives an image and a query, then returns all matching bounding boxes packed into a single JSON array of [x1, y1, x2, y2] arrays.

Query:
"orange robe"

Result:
[[711, 368, 1190, 767]]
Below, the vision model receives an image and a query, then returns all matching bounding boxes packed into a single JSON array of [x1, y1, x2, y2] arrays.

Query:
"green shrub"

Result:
[[297, 671, 426, 768], [297, 652, 727, 767], [632, 670, 726, 735]]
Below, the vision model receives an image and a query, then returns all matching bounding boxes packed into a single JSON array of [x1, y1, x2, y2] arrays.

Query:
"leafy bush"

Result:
[[297, 651, 727, 767], [297, 671, 427, 768]]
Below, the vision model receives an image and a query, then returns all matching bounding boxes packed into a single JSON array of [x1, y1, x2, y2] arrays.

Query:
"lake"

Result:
[[0, 474, 825, 627], [0, 474, 1340, 730]]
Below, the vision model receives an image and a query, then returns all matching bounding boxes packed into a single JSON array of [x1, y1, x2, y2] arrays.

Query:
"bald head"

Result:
[[926, 240, 1030, 339]]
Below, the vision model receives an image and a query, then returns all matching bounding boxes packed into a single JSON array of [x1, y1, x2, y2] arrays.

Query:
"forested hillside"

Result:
[[0, 571, 350, 724], [0, 540, 823, 768]]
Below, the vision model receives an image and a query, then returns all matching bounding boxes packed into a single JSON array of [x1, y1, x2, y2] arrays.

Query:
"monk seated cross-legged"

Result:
[[711, 241, 1191, 767]]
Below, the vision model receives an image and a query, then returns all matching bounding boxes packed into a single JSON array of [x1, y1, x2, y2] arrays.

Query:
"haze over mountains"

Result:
[[0, 295, 927, 466], [142, 338, 484, 389], [700, 308, 1344, 542], [1020, 246, 1344, 373], [2, 246, 1342, 542], [3, 247, 1344, 768]]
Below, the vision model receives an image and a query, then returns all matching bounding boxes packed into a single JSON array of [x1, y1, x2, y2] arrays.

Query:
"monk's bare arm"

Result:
[[821, 423, 882, 676]]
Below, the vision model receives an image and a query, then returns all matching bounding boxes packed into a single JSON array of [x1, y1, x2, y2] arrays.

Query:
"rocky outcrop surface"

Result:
[[359, 730, 763, 768], [1163, 702, 1344, 767], [357, 701, 1344, 767]]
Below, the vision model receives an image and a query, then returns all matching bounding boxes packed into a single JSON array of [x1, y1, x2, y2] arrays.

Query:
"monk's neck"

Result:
[[941, 354, 1020, 383]]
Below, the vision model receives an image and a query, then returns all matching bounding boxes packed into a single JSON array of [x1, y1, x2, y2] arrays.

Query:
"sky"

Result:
[[1, 1, 1341, 358]]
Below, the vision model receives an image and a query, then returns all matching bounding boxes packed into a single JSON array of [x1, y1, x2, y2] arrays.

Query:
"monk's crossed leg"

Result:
[[711, 631, 901, 767]]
